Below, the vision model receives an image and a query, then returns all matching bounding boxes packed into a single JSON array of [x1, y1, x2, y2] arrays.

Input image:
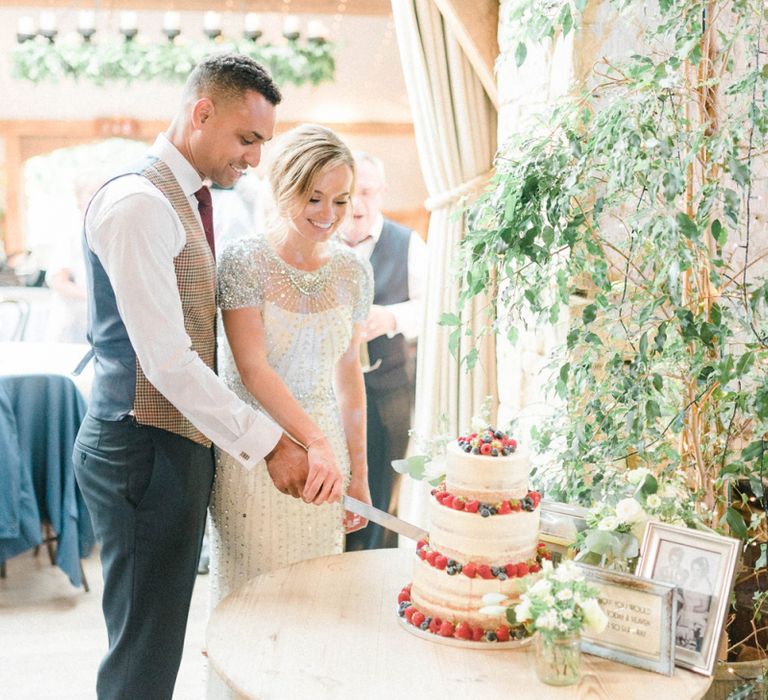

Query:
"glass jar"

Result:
[[534, 631, 582, 686]]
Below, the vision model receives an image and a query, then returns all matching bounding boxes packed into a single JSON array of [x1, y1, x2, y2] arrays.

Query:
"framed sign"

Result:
[[577, 563, 677, 676], [636, 522, 740, 676], [539, 500, 588, 563]]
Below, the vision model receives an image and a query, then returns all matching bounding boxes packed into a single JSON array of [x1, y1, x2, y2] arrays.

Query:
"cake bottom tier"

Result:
[[410, 556, 527, 628]]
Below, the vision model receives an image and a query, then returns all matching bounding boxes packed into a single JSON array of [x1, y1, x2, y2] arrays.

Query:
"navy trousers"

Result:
[[345, 383, 411, 551], [73, 414, 214, 700]]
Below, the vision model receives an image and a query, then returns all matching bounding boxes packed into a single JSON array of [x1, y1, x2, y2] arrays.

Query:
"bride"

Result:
[[207, 124, 373, 696]]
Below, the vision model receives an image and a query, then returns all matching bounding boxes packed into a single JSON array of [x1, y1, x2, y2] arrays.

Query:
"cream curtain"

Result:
[[391, 0, 498, 526]]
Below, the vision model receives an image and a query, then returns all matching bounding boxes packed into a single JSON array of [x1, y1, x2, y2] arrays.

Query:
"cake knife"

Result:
[[343, 495, 428, 541]]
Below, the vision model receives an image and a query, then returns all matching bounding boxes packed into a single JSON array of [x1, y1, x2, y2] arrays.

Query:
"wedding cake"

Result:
[[397, 427, 548, 643]]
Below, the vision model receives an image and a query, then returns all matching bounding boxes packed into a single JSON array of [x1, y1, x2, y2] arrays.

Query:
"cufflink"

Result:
[[239, 451, 251, 461]]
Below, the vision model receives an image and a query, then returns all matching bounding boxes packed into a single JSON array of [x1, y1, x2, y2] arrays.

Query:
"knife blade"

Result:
[[343, 495, 428, 541]]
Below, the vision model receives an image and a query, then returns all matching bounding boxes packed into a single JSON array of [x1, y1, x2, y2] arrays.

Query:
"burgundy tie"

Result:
[[194, 186, 215, 258]]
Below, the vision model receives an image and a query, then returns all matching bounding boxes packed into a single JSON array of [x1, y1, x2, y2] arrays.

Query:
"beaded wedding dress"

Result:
[[206, 235, 372, 698]]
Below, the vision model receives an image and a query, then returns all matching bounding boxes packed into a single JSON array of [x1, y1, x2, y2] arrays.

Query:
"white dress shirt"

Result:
[[85, 134, 281, 467], [349, 213, 426, 341]]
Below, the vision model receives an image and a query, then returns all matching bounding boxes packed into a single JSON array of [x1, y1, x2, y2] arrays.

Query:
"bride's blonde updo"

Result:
[[266, 123, 355, 224]]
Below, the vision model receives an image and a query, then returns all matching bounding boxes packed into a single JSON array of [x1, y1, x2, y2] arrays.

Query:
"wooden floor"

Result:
[[0, 548, 209, 699]]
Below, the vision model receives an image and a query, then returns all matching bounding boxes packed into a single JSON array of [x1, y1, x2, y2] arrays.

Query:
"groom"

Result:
[[74, 55, 318, 699]]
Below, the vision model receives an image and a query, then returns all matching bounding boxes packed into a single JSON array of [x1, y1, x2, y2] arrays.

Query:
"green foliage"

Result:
[[11, 37, 335, 87], [459, 0, 768, 559]]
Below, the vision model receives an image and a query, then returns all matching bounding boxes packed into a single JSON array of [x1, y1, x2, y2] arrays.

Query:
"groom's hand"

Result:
[[265, 434, 309, 498]]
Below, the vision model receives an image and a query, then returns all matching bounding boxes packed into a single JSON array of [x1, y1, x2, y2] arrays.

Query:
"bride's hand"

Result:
[[302, 437, 343, 505], [344, 474, 371, 533]]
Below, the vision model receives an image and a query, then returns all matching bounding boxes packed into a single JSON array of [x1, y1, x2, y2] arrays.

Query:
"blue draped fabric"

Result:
[[0, 374, 95, 587]]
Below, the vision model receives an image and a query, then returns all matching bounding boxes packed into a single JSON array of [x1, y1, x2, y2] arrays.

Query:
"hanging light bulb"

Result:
[[38, 11, 57, 43], [77, 11, 96, 43], [16, 16, 36, 43], [243, 13, 262, 41], [119, 11, 138, 41], [203, 11, 222, 40], [282, 15, 300, 41], [162, 12, 181, 42]]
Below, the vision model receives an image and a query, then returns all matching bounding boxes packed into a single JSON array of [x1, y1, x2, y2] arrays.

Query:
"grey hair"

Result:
[[352, 150, 386, 185]]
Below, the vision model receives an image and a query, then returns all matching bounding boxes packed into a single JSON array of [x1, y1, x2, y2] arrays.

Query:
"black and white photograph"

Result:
[[637, 523, 741, 676]]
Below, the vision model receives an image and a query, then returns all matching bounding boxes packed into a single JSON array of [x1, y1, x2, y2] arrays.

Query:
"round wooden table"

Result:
[[206, 549, 713, 699]]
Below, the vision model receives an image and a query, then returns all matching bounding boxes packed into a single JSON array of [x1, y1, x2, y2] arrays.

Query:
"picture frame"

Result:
[[577, 563, 677, 676], [635, 522, 741, 676], [539, 500, 588, 563]]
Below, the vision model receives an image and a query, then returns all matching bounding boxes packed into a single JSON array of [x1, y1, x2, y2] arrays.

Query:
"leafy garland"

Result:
[[11, 37, 335, 87]]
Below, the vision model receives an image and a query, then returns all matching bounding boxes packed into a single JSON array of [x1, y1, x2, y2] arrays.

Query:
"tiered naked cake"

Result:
[[397, 427, 548, 644]]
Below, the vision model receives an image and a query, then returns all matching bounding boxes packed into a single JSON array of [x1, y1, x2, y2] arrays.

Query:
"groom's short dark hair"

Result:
[[184, 53, 282, 106]]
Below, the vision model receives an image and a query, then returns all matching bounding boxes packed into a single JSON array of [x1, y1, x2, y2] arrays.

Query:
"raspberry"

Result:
[[426, 551, 439, 566], [478, 564, 494, 579], [465, 499, 480, 513], [416, 539, 427, 551], [455, 622, 472, 640], [516, 563, 530, 577], [472, 626, 485, 641], [508, 438, 518, 450], [439, 621, 455, 637], [418, 548, 427, 560], [499, 500, 512, 514], [505, 563, 517, 578], [462, 563, 477, 578], [398, 590, 411, 603], [442, 495, 455, 508], [429, 617, 442, 634], [435, 555, 448, 570], [452, 497, 466, 511], [480, 443, 492, 455], [411, 611, 425, 627], [495, 626, 510, 642], [404, 606, 416, 622], [529, 562, 541, 573]]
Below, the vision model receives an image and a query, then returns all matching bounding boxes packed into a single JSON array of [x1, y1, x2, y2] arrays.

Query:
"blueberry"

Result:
[[472, 447, 481, 455], [491, 448, 499, 457], [483, 435, 492, 443], [494, 430, 504, 439], [463, 444, 472, 453], [502, 448, 510, 456], [491, 566, 501, 576], [489, 506, 498, 515], [446, 567, 457, 576], [420, 617, 432, 631], [485, 631, 498, 642], [498, 573, 508, 581], [480, 508, 491, 518], [398, 601, 411, 616], [522, 497, 534, 512]]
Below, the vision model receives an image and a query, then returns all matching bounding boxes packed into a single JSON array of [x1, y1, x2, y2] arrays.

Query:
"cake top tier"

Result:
[[457, 426, 518, 458]]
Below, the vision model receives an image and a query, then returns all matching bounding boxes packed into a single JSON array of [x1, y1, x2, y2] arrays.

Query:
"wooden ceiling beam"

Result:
[[0, 0, 391, 14], [432, 0, 499, 110]]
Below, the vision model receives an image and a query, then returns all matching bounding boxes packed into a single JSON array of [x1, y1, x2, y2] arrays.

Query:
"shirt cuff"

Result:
[[224, 416, 282, 469], [387, 302, 419, 341]]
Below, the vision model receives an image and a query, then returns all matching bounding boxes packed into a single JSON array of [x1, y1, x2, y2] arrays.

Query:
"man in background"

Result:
[[343, 152, 426, 550]]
